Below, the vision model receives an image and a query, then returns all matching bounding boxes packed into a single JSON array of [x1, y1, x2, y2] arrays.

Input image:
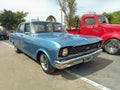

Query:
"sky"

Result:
[[0, 0, 120, 22]]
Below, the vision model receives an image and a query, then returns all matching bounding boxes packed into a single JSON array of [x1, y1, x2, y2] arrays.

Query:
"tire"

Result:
[[1, 36, 5, 40], [16, 48, 21, 53], [104, 39, 120, 55], [39, 53, 56, 74], [14, 46, 21, 53], [13, 42, 21, 53]]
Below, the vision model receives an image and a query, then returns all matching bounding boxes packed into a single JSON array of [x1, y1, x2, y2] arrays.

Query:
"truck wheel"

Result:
[[104, 39, 120, 55], [39, 53, 56, 74]]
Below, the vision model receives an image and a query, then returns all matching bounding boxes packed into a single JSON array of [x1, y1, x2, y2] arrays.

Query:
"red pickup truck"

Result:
[[67, 14, 120, 55]]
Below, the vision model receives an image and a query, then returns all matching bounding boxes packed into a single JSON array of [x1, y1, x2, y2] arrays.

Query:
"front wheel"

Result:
[[39, 53, 56, 74], [104, 39, 120, 55], [1, 36, 5, 40]]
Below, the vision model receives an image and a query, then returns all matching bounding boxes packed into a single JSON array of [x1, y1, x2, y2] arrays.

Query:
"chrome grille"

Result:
[[58, 41, 102, 58]]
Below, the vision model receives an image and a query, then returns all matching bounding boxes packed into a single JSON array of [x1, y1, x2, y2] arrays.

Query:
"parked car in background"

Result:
[[10, 21, 102, 74], [67, 14, 120, 55], [0, 30, 9, 40]]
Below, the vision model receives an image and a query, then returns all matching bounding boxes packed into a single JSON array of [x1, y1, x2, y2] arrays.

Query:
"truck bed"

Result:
[[67, 28, 79, 34]]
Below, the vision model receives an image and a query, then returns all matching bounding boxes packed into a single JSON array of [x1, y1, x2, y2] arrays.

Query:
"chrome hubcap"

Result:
[[105, 40, 120, 53], [40, 54, 48, 71]]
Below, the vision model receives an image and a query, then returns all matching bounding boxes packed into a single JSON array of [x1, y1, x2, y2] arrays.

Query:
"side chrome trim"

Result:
[[55, 49, 102, 69]]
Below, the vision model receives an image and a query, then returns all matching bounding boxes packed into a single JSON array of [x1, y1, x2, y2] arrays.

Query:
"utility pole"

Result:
[[61, 9, 63, 24]]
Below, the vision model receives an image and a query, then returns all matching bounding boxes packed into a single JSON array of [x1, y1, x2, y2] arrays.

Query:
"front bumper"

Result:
[[55, 49, 102, 69]]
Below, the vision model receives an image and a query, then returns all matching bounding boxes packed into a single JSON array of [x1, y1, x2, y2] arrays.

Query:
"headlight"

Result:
[[62, 48, 68, 56]]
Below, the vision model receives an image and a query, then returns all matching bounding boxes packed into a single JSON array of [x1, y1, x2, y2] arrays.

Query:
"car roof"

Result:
[[21, 21, 60, 24]]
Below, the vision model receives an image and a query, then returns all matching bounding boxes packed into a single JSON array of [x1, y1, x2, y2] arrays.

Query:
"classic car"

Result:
[[67, 14, 120, 55], [9, 21, 102, 74], [0, 30, 9, 40]]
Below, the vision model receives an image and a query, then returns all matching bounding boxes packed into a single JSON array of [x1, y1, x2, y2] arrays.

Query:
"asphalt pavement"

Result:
[[0, 40, 120, 90], [67, 50, 120, 90], [0, 40, 100, 90]]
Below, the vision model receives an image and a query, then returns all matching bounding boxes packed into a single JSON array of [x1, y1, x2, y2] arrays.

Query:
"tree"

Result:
[[0, 9, 28, 30], [103, 12, 112, 23], [103, 11, 120, 24], [14, 11, 28, 28], [57, 0, 77, 28], [46, 15, 56, 22], [72, 16, 80, 28]]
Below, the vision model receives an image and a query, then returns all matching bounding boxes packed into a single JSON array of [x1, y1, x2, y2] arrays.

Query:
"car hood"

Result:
[[35, 32, 102, 47], [101, 24, 120, 32]]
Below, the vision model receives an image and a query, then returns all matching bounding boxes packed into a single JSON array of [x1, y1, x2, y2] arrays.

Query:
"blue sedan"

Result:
[[10, 21, 102, 74]]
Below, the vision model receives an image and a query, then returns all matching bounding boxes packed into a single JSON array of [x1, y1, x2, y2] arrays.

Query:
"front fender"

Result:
[[101, 32, 120, 44], [35, 48, 58, 67]]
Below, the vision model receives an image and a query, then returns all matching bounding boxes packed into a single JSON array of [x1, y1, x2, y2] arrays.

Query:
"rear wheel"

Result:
[[39, 53, 56, 74], [14, 47, 21, 53], [104, 39, 120, 55], [13, 43, 21, 53]]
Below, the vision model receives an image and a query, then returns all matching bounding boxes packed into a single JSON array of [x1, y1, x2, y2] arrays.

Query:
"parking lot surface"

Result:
[[0, 41, 100, 90], [67, 49, 120, 90], [0, 40, 120, 90]]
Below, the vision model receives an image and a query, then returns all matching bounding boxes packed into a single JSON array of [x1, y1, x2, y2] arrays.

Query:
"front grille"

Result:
[[58, 41, 102, 58]]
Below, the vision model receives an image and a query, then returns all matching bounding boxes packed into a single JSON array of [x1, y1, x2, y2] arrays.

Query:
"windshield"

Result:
[[32, 22, 66, 33], [98, 16, 109, 24]]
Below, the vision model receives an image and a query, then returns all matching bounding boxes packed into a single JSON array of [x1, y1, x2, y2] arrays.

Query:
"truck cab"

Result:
[[80, 14, 109, 37], [67, 14, 120, 55]]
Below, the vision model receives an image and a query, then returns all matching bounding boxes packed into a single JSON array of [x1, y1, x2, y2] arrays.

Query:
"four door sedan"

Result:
[[10, 21, 102, 74]]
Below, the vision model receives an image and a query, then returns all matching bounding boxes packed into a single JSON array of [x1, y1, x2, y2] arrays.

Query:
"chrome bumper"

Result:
[[55, 49, 102, 69]]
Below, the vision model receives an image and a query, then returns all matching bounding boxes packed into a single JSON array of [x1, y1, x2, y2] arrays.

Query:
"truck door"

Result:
[[80, 17, 102, 37]]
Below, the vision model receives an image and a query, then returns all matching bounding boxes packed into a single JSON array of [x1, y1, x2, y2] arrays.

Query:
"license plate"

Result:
[[83, 56, 93, 63]]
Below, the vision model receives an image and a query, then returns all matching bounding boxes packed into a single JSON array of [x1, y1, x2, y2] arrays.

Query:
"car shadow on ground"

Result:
[[65, 57, 113, 77], [22, 53, 79, 80], [22, 52, 113, 80]]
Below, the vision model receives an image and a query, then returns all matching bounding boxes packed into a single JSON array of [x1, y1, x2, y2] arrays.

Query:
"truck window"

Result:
[[84, 18, 96, 25], [98, 16, 109, 24], [17, 24, 24, 33]]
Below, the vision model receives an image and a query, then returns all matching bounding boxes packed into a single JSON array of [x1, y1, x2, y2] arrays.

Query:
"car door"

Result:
[[15, 23, 24, 50], [20, 23, 33, 56]]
